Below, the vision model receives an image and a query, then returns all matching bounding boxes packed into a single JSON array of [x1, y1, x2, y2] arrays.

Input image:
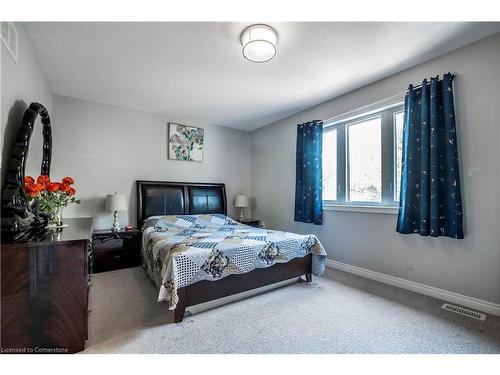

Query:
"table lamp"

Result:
[[106, 193, 127, 232], [234, 194, 249, 222]]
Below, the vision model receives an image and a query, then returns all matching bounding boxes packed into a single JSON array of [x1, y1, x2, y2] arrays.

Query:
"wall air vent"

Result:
[[441, 303, 486, 321], [1, 22, 18, 63]]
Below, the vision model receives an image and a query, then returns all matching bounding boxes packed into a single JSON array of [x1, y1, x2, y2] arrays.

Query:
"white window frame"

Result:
[[322, 100, 404, 214]]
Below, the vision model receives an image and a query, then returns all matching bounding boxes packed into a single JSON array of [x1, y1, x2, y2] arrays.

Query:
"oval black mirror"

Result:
[[1, 102, 52, 240]]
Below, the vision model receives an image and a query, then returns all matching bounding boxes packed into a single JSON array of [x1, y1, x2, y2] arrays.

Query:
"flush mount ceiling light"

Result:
[[240, 24, 278, 63]]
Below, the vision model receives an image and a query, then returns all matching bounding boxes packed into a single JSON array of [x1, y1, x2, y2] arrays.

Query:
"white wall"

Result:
[[1, 23, 53, 186], [252, 33, 500, 304], [51, 95, 252, 229]]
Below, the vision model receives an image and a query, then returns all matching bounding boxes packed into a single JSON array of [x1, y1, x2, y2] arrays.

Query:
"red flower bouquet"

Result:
[[24, 175, 81, 227]]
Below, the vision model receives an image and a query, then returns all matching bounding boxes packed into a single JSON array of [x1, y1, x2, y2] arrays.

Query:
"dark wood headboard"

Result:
[[136, 180, 227, 225]]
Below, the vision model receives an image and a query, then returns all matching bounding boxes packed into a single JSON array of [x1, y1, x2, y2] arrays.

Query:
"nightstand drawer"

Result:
[[93, 238, 124, 252], [91, 230, 141, 273], [93, 249, 139, 273], [240, 220, 260, 228]]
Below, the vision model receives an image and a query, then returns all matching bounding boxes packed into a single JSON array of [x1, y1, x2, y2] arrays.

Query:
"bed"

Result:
[[137, 180, 326, 322]]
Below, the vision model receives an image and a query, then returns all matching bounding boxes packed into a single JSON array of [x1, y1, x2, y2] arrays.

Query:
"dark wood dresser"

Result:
[[1, 218, 93, 354]]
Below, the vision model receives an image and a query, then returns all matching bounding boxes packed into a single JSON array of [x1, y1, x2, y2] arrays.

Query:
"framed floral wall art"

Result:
[[168, 123, 204, 162]]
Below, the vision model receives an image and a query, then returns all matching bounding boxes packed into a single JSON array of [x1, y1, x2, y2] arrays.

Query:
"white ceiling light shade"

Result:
[[240, 24, 278, 63]]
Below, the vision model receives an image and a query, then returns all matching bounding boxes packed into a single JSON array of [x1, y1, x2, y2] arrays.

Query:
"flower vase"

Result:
[[46, 206, 68, 229], [24, 175, 80, 230]]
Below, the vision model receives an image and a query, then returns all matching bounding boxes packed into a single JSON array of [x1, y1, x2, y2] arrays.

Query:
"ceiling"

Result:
[[24, 22, 500, 131]]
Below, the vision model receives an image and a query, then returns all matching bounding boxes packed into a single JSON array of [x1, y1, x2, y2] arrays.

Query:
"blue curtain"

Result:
[[397, 73, 463, 239], [294, 120, 323, 225]]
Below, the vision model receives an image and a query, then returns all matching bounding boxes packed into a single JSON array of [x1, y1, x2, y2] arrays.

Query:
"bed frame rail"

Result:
[[174, 254, 312, 322]]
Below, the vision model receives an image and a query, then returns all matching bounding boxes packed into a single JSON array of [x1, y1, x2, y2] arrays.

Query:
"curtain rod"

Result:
[[408, 72, 457, 90], [323, 73, 457, 125], [389, 72, 458, 101]]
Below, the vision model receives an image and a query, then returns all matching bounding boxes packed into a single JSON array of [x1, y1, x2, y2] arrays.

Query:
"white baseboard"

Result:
[[326, 259, 500, 317]]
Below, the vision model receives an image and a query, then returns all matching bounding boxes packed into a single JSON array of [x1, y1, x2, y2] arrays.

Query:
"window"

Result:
[[394, 111, 404, 201], [322, 103, 404, 209], [347, 116, 382, 202], [322, 128, 337, 200]]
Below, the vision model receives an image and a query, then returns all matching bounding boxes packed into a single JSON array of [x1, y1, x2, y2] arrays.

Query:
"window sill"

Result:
[[323, 204, 399, 215]]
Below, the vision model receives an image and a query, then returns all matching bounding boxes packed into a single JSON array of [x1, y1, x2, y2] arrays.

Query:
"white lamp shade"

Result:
[[105, 193, 127, 212], [240, 24, 278, 63], [234, 195, 249, 208]]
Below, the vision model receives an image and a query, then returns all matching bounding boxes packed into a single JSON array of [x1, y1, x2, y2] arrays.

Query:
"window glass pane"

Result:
[[348, 117, 382, 202], [394, 111, 404, 201], [322, 129, 337, 200]]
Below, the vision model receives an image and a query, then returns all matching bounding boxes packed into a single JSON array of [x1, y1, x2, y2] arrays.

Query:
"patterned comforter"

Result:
[[141, 214, 326, 309]]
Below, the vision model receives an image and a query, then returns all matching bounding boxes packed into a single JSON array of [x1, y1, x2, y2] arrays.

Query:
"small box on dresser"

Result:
[[92, 228, 141, 273]]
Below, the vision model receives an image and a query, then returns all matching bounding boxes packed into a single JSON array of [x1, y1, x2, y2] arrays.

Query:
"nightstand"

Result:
[[239, 219, 261, 228], [92, 228, 141, 273]]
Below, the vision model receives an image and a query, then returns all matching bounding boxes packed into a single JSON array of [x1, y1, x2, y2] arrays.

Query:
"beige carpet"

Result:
[[84, 266, 500, 354]]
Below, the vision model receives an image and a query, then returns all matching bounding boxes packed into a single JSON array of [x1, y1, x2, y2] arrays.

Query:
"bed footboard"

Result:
[[173, 254, 312, 323]]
